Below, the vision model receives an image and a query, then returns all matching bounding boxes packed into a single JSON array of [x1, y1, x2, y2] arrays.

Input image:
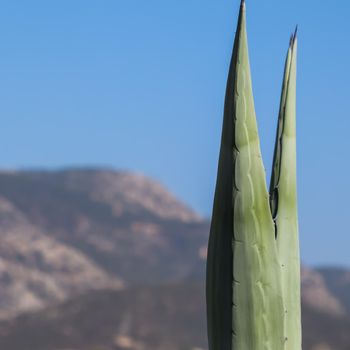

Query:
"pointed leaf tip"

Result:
[[289, 26, 298, 48], [293, 25, 298, 44]]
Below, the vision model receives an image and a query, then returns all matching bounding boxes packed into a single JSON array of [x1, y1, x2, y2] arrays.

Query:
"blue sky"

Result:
[[0, 0, 349, 267]]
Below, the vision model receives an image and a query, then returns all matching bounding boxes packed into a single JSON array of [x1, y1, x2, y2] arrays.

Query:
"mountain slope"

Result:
[[0, 283, 349, 350], [317, 267, 350, 313], [0, 169, 208, 318], [301, 267, 345, 317], [0, 194, 122, 319], [0, 170, 209, 285], [0, 284, 207, 350]]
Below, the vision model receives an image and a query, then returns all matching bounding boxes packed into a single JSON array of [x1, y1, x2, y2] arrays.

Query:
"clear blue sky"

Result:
[[0, 0, 349, 267]]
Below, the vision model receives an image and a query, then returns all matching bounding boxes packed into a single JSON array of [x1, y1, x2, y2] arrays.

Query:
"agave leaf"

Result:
[[269, 33, 301, 350], [206, 2, 284, 349], [270, 45, 292, 220]]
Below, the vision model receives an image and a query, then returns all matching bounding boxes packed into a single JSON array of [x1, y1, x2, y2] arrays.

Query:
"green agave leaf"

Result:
[[206, 2, 285, 349], [269, 32, 301, 350], [270, 45, 292, 221]]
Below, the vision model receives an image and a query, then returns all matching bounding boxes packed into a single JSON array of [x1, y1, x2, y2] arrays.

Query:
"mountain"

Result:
[[0, 169, 208, 318], [0, 202, 122, 320], [317, 267, 350, 313], [301, 267, 345, 317], [0, 168, 349, 349]]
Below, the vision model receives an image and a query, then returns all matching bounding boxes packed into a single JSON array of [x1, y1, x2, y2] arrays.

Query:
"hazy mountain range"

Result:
[[0, 169, 349, 350]]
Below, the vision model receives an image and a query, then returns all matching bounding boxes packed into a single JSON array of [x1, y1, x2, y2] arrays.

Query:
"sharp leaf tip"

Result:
[[293, 25, 298, 41]]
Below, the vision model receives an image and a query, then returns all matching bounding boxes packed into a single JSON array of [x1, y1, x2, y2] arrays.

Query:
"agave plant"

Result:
[[206, 1, 301, 349]]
